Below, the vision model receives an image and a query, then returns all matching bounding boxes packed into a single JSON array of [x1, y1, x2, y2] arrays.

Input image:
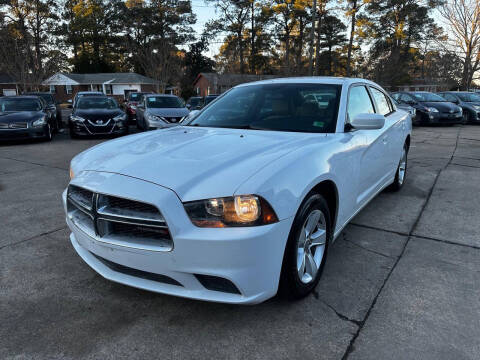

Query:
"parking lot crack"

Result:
[[0, 226, 67, 251], [340, 236, 396, 259], [0, 156, 68, 171], [317, 298, 362, 326]]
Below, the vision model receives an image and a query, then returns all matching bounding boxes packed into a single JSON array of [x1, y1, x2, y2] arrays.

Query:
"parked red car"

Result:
[[125, 92, 151, 122]]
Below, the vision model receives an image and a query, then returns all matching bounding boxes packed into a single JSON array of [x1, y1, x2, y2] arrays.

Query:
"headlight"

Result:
[[184, 195, 278, 228], [425, 107, 439, 113], [113, 114, 127, 122], [32, 117, 46, 127], [146, 113, 166, 122], [71, 115, 85, 123]]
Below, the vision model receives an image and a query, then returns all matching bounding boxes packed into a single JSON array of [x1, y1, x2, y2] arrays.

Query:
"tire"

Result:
[[388, 143, 408, 192], [44, 123, 53, 141], [279, 193, 331, 300]]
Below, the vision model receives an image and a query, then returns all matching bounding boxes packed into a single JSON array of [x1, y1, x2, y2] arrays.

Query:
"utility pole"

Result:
[[308, 0, 317, 76]]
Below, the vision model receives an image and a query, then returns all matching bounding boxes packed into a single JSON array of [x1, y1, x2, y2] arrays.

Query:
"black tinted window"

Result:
[[0, 98, 42, 111], [188, 83, 341, 133], [77, 97, 118, 109]]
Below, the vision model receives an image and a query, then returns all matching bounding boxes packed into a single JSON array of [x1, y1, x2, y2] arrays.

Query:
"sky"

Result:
[[190, 0, 220, 58]]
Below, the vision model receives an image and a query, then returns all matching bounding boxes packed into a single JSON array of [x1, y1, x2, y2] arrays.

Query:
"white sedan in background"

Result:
[[64, 77, 411, 304]]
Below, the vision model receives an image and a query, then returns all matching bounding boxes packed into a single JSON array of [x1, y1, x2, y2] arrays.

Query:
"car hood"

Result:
[[0, 111, 43, 124], [73, 109, 124, 121], [147, 108, 190, 119], [72, 126, 326, 201], [418, 101, 459, 112]]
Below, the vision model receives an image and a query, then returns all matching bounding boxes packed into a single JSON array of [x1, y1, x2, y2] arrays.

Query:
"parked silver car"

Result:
[[136, 94, 189, 131]]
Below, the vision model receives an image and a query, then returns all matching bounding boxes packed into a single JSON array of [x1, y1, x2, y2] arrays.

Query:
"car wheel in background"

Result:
[[279, 193, 331, 300], [44, 123, 53, 141], [388, 143, 408, 192]]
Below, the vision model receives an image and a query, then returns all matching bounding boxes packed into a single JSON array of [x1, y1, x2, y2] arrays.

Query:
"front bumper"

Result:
[[425, 112, 463, 124], [0, 126, 46, 141], [70, 120, 128, 136], [64, 171, 292, 304]]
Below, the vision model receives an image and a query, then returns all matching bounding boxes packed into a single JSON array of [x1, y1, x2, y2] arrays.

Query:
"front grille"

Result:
[[164, 117, 182, 123], [10, 122, 28, 129], [84, 119, 115, 134], [0, 122, 28, 129], [67, 185, 172, 251]]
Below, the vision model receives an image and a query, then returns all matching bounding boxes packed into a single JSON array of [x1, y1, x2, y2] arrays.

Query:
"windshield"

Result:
[[129, 92, 143, 101], [77, 97, 118, 109], [146, 96, 183, 108], [457, 93, 480, 102], [189, 97, 203, 107], [204, 96, 218, 105], [412, 92, 446, 102], [38, 94, 54, 104], [187, 83, 341, 133], [0, 98, 42, 112]]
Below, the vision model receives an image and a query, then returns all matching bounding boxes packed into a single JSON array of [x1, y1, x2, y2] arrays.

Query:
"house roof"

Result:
[[194, 73, 277, 87], [0, 73, 17, 84], [43, 72, 158, 85]]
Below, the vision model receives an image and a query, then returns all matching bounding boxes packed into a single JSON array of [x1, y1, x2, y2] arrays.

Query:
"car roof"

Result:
[[236, 76, 379, 88], [77, 91, 104, 95], [145, 94, 177, 97], [2, 95, 42, 100]]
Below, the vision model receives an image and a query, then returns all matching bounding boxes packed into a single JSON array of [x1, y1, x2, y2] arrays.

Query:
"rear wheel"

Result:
[[389, 143, 408, 191], [279, 193, 331, 300]]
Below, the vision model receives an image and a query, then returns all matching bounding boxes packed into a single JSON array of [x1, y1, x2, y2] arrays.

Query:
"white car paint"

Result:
[[64, 77, 412, 304]]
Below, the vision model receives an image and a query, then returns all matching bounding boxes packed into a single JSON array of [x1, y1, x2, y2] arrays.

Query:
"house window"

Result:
[[207, 86, 210, 95], [105, 85, 113, 95], [196, 87, 199, 95], [49, 85, 56, 93], [65, 85, 73, 94]]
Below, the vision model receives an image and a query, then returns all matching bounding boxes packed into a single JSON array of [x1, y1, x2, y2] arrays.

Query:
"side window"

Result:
[[370, 87, 392, 116], [399, 94, 412, 103], [347, 85, 375, 122]]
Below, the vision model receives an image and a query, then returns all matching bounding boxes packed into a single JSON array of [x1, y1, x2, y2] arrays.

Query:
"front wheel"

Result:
[[279, 193, 331, 300], [44, 123, 53, 141], [388, 143, 408, 191]]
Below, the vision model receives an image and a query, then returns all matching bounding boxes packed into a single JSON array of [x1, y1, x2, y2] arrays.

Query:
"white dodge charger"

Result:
[[64, 77, 411, 304]]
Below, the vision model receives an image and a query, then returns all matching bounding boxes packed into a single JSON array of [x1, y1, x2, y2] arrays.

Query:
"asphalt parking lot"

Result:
[[1, 123, 479, 359]]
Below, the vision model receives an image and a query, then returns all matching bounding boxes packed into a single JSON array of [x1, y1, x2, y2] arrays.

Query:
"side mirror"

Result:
[[186, 103, 191, 109], [351, 113, 385, 130]]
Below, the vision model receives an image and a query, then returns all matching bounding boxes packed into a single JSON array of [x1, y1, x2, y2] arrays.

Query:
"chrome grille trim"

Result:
[[67, 185, 173, 252]]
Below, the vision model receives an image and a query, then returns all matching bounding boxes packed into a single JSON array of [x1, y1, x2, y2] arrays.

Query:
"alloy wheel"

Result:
[[296, 209, 327, 284]]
